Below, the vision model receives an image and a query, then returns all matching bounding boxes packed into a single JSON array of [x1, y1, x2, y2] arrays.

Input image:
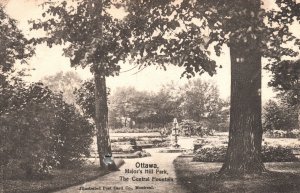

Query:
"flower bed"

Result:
[[110, 132, 170, 152], [110, 128, 162, 133], [193, 145, 299, 162], [265, 130, 300, 138]]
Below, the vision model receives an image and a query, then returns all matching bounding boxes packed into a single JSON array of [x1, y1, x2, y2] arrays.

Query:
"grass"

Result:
[[1, 165, 109, 193], [174, 157, 300, 193]]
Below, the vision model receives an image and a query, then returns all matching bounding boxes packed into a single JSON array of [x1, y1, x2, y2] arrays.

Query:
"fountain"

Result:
[[159, 118, 186, 153]]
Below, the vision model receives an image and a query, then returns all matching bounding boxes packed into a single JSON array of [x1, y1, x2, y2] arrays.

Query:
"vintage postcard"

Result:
[[1, 0, 299, 193]]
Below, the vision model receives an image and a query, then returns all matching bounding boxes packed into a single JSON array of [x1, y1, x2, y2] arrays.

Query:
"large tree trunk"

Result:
[[220, 0, 266, 175], [220, 41, 266, 174], [94, 69, 111, 169]]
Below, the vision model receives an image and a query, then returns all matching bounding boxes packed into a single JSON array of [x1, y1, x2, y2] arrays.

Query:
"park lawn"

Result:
[[174, 157, 300, 193], [1, 165, 109, 193]]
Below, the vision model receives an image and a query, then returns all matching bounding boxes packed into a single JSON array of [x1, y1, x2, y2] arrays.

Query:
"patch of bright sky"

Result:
[[4, 0, 300, 102]]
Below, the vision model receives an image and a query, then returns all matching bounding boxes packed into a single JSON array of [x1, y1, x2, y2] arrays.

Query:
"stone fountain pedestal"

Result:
[[159, 118, 187, 153]]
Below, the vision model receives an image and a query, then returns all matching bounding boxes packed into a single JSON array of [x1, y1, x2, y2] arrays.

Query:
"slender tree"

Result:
[[31, 0, 131, 169]]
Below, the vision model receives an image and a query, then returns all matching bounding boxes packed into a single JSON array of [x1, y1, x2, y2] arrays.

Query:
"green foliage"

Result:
[[52, 101, 94, 168], [41, 71, 82, 104], [75, 78, 228, 130], [179, 119, 214, 137], [31, 0, 132, 165], [0, 79, 94, 179], [151, 83, 182, 125], [265, 129, 300, 138], [265, 58, 299, 130], [0, 6, 34, 74], [263, 99, 298, 131], [111, 128, 163, 133], [269, 60, 300, 92], [33, 0, 300, 79], [124, 0, 300, 77], [268, 59, 299, 106], [110, 87, 154, 126], [1, 81, 58, 177], [74, 79, 96, 120], [262, 146, 298, 162], [193, 146, 226, 162], [124, 0, 217, 78], [30, 0, 130, 75], [193, 145, 298, 162], [179, 79, 229, 131]]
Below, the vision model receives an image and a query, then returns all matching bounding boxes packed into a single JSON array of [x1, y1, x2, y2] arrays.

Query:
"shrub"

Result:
[[193, 146, 227, 162], [1, 105, 57, 179], [179, 119, 214, 137], [51, 102, 94, 169], [110, 127, 163, 133], [1, 82, 94, 179], [265, 130, 300, 138], [261, 146, 298, 162], [193, 138, 228, 152], [263, 99, 298, 131], [193, 146, 298, 162]]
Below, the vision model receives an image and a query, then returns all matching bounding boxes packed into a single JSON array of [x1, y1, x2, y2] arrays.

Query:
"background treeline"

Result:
[[263, 93, 299, 138], [46, 70, 298, 134], [75, 78, 230, 132]]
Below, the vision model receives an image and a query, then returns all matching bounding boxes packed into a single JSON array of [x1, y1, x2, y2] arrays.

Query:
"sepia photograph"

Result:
[[0, 0, 300, 192]]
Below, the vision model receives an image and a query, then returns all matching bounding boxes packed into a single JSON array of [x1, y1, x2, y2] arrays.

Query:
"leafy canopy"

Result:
[[263, 98, 298, 131], [0, 6, 34, 80], [31, 0, 300, 79], [31, 0, 131, 76], [268, 59, 299, 106], [123, 0, 300, 77]]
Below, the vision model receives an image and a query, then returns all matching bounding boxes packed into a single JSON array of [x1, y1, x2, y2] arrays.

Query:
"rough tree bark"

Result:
[[297, 78, 300, 131], [220, 41, 266, 174], [295, 64, 299, 131], [220, 0, 266, 174], [94, 68, 112, 168], [297, 104, 300, 130]]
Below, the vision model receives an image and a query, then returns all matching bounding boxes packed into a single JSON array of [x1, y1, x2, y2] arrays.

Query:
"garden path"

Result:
[[53, 148, 190, 193]]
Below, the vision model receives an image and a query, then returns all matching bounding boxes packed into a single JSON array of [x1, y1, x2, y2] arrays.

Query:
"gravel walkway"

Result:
[[53, 148, 189, 193]]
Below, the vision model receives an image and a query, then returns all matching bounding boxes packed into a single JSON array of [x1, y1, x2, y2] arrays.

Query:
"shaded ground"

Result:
[[4, 135, 298, 193], [53, 148, 189, 193], [1, 136, 193, 193], [174, 157, 300, 193], [1, 165, 107, 193]]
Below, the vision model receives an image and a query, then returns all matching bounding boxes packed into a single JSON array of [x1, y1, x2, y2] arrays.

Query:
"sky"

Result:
[[2, 0, 300, 102]]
